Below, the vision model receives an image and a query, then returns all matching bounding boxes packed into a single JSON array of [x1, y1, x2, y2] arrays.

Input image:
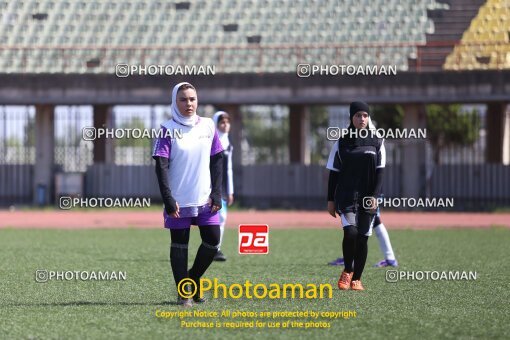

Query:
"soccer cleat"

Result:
[[187, 277, 206, 304], [350, 280, 365, 291], [213, 250, 227, 262], [374, 259, 399, 268], [328, 257, 345, 266], [193, 296, 207, 304], [338, 271, 353, 290]]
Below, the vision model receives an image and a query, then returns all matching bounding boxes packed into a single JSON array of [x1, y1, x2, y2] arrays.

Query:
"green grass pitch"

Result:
[[0, 227, 508, 339]]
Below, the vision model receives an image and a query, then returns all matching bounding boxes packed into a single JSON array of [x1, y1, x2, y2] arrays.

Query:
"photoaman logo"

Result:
[[178, 278, 333, 299], [362, 196, 454, 209]]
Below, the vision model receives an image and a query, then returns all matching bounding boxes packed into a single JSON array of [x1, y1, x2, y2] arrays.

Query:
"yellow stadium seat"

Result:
[[444, 0, 510, 70]]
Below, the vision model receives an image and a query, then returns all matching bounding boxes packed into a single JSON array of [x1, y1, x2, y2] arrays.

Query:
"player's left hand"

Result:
[[208, 198, 221, 213], [327, 201, 337, 218], [228, 194, 234, 206]]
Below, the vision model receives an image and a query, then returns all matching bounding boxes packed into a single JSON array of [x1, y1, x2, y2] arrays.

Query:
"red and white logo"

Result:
[[238, 224, 269, 254]]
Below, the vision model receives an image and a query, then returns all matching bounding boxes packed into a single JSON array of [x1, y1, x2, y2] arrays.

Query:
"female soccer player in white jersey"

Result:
[[153, 82, 223, 306], [326, 101, 386, 291]]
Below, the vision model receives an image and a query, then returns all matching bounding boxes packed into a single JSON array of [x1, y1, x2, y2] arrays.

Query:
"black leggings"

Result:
[[170, 225, 221, 246], [343, 226, 369, 280], [341, 210, 374, 281], [169, 226, 220, 296]]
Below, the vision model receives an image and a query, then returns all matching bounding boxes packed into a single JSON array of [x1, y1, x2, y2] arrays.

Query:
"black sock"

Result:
[[169, 228, 190, 290], [188, 225, 220, 298], [342, 225, 358, 273], [352, 234, 369, 281], [170, 243, 189, 288]]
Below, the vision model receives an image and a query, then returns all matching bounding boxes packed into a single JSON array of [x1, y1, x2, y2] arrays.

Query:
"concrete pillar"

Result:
[[34, 105, 55, 205], [401, 104, 426, 198], [288, 105, 310, 164], [93, 105, 114, 163], [486, 102, 509, 164]]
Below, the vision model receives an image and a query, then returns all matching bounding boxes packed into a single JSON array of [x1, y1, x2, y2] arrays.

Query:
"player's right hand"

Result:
[[165, 198, 180, 218], [171, 202, 180, 218], [327, 201, 337, 218]]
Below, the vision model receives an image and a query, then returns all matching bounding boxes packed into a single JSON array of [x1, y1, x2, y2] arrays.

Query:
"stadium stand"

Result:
[[444, 0, 510, 70], [0, 0, 448, 73], [411, 0, 487, 70]]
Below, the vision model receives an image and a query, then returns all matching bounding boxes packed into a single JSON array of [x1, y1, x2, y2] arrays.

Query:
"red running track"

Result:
[[0, 210, 509, 229]]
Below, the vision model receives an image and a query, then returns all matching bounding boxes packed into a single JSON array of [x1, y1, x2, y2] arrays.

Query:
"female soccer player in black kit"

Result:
[[326, 101, 385, 291]]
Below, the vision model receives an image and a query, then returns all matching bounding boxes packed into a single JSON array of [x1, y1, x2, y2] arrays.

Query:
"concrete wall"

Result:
[[0, 71, 509, 105]]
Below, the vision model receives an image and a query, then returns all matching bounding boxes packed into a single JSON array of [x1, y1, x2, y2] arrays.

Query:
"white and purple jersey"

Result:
[[152, 117, 223, 217]]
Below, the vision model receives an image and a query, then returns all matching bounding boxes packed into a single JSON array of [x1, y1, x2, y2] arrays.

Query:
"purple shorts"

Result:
[[163, 204, 220, 229]]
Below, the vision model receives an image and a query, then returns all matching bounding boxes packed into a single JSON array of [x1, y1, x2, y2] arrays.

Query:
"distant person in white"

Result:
[[212, 111, 234, 261]]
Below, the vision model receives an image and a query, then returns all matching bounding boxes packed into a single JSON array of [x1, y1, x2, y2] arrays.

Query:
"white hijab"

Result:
[[212, 111, 230, 149], [171, 82, 199, 127]]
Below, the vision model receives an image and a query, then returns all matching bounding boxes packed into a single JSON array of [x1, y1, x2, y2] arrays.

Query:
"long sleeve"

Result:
[[209, 152, 223, 207], [154, 156, 177, 214], [326, 140, 342, 201], [327, 170, 339, 201], [372, 168, 384, 197], [372, 139, 385, 197]]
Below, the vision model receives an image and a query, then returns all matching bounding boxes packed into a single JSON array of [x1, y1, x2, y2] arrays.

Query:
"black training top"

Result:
[[326, 128, 385, 212]]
